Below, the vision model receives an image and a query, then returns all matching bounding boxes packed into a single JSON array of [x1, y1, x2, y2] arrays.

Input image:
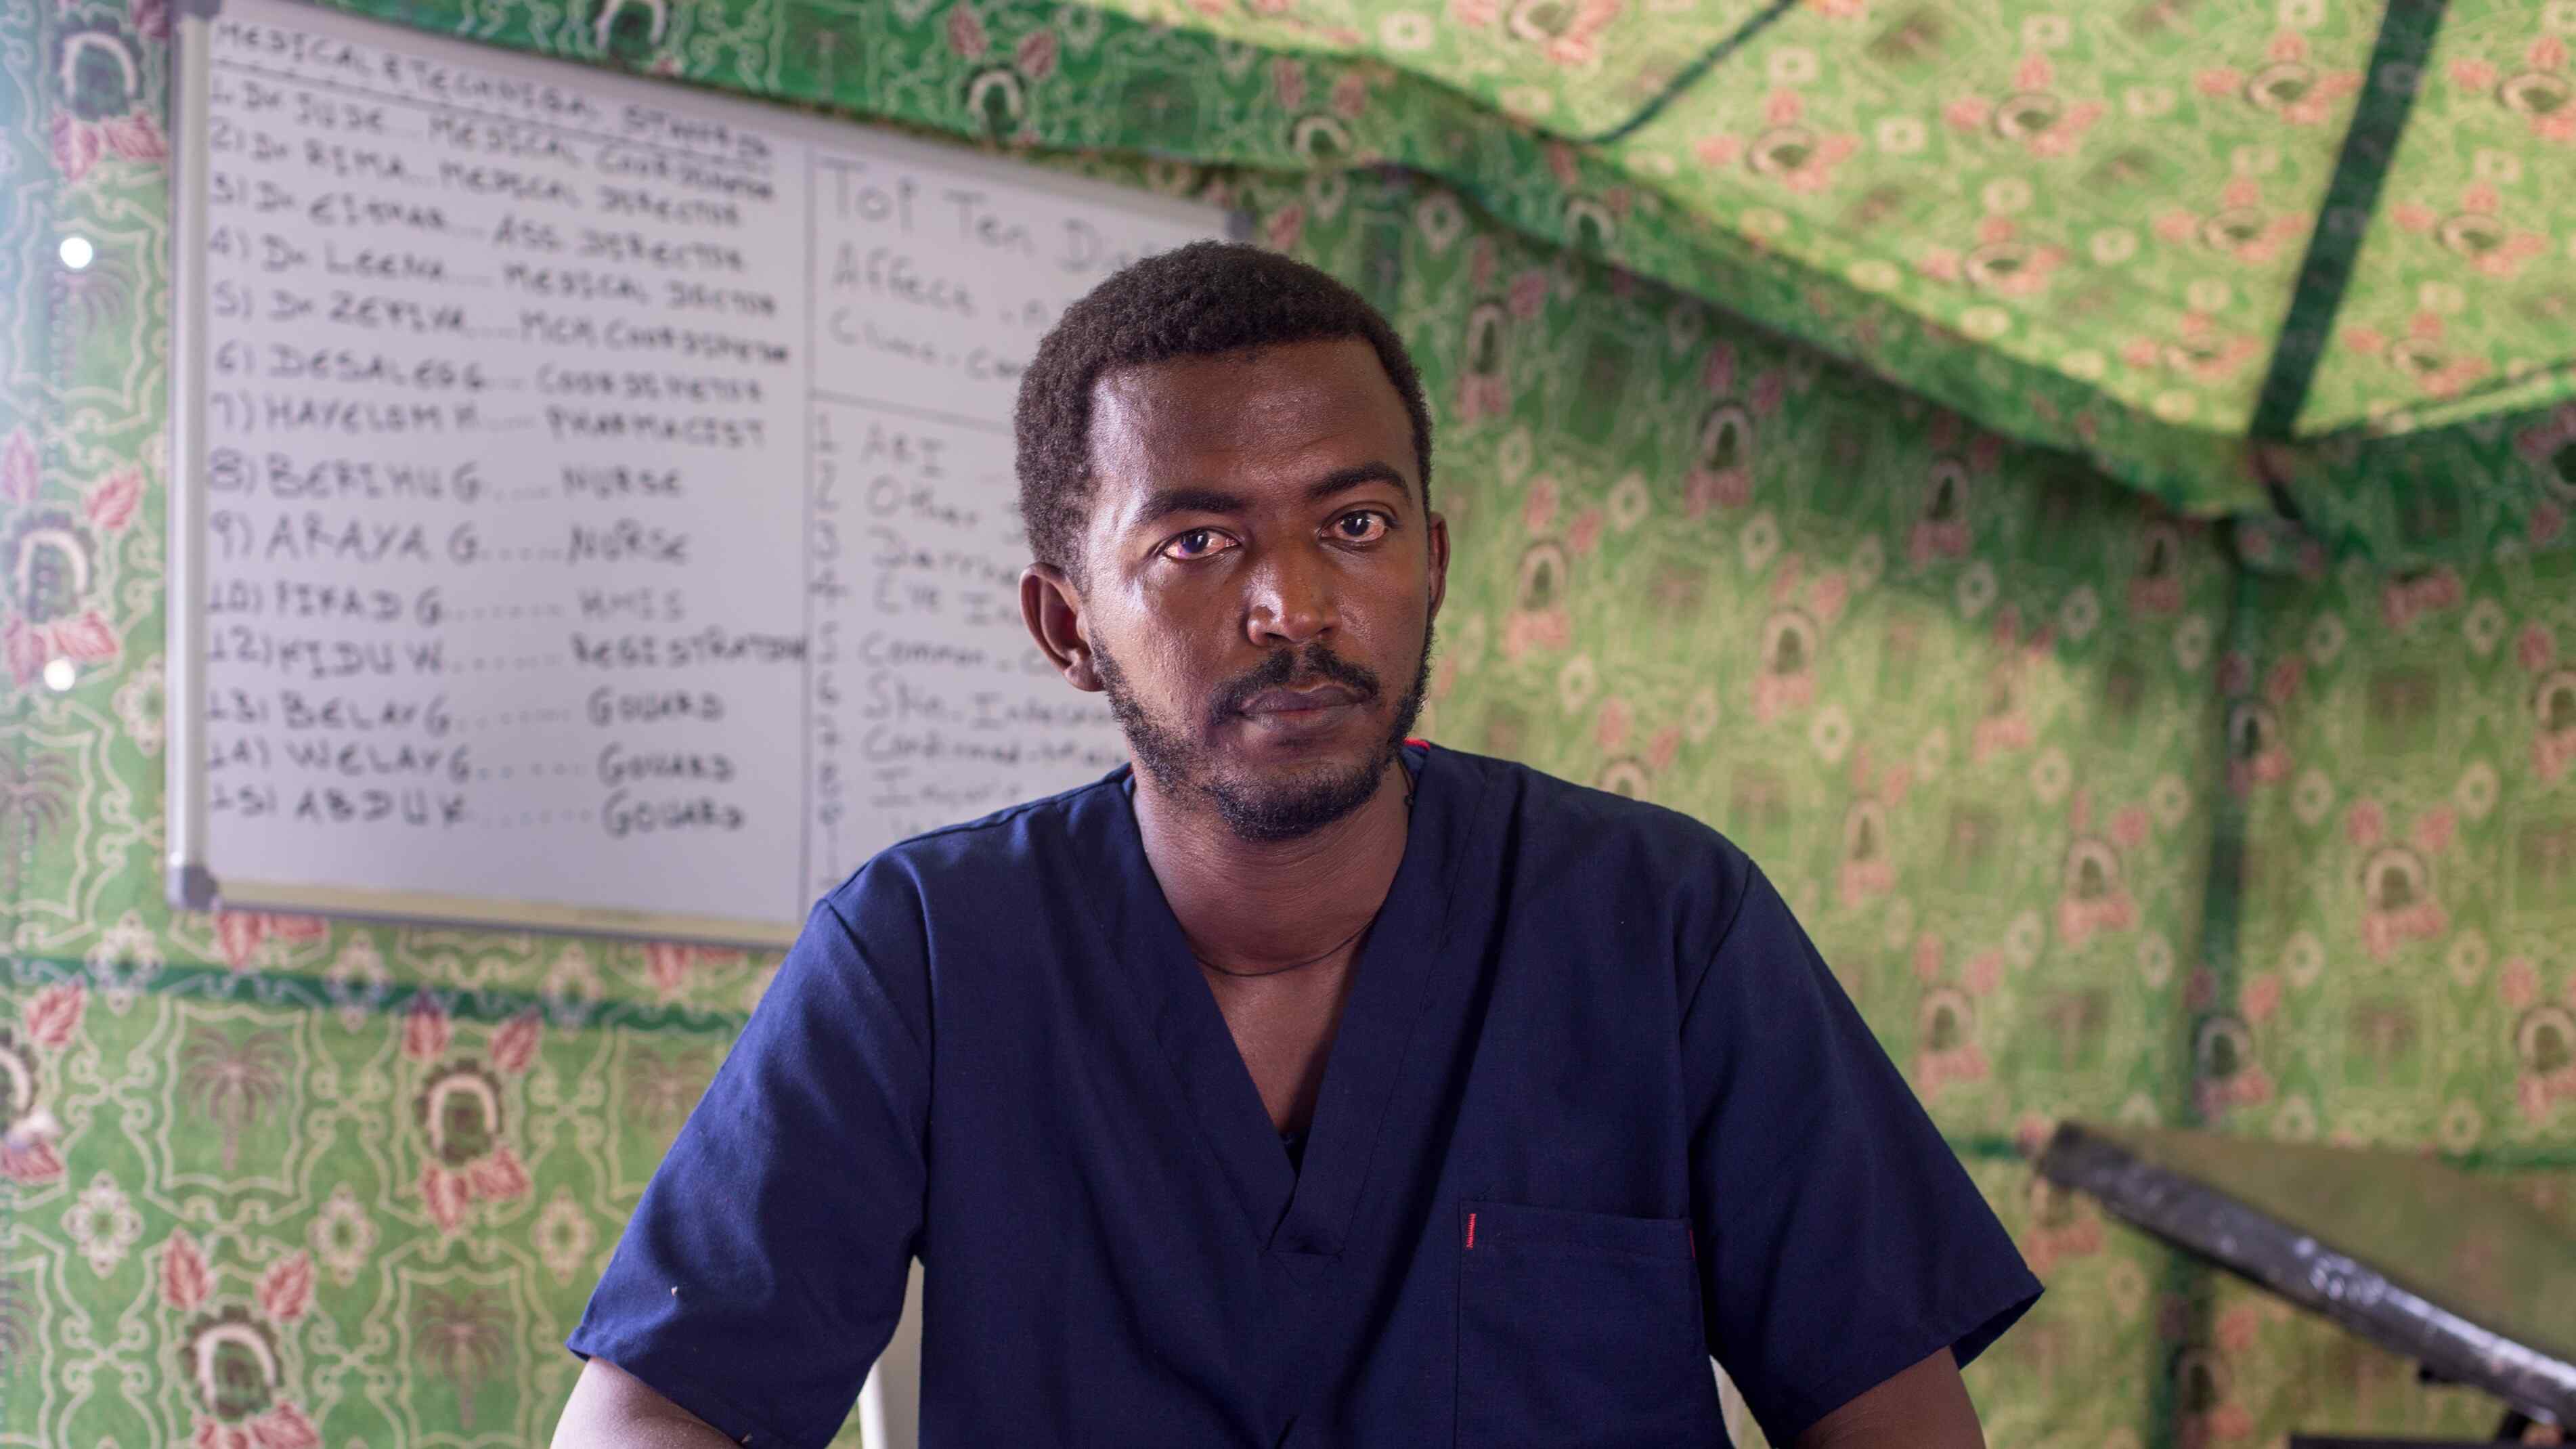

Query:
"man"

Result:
[[556, 242, 2038, 1447]]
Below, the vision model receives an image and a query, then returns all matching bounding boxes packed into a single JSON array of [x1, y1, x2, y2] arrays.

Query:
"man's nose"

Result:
[[1245, 542, 1336, 649]]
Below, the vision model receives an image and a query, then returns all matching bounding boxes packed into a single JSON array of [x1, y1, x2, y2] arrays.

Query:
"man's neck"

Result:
[[1131, 754, 1414, 976]]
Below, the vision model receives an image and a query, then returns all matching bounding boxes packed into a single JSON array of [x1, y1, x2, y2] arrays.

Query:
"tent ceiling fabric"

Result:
[[312, 0, 2572, 541], [2308, 2, 2576, 435], [1068, 0, 1799, 138], [1065, 0, 2576, 518]]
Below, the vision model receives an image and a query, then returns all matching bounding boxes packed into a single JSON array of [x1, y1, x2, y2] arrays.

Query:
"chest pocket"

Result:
[[1455, 1201, 1726, 1449]]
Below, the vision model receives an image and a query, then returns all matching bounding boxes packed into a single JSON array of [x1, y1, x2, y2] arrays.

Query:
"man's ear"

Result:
[[1022, 563, 1101, 693], [1426, 509, 1450, 624]]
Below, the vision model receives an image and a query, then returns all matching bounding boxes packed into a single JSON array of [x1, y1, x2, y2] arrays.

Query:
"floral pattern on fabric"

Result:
[[3, 0, 2570, 1443]]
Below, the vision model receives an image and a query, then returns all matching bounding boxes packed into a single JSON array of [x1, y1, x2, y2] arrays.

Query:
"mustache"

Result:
[[1206, 644, 1382, 728]]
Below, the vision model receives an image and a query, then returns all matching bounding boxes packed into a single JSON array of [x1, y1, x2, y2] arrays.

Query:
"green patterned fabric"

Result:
[[3, 0, 2572, 1444], [865, 0, 2576, 530], [2305, 2, 2576, 437]]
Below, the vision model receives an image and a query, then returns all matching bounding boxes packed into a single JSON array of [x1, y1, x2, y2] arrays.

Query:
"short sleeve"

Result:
[[1683, 863, 2040, 1442], [567, 871, 930, 1448]]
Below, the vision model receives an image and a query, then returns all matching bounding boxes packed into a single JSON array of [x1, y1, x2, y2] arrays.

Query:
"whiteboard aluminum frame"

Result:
[[168, 0, 215, 915], [165, 0, 1229, 949]]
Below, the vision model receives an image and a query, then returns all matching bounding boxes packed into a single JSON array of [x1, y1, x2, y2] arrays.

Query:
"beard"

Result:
[[1095, 618, 1434, 844]]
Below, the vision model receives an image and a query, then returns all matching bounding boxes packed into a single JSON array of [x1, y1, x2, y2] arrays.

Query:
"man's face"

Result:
[[1064, 337, 1445, 842]]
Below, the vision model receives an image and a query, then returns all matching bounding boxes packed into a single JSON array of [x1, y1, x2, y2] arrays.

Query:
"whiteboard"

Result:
[[169, 0, 1229, 945]]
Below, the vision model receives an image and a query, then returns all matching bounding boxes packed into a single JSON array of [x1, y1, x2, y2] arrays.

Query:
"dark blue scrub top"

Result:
[[569, 743, 2039, 1447]]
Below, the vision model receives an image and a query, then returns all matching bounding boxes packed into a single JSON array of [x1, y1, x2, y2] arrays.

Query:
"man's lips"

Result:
[[1238, 683, 1363, 716]]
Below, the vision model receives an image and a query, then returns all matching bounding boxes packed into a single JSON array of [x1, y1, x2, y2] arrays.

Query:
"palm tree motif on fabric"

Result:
[[1454, 244, 1543, 426], [1, 982, 82, 1184], [1916, 989, 1980, 1092], [2129, 523, 2189, 617], [1911, 934, 2001, 1100], [1971, 607, 2051, 763], [2502, 957, 2576, 1125], [2346, 1001, 2419, 1083], [2347, 800, 2455, 961], [0, 749, 74, 899], [0, 750, 73, 833], [1836, 745, 1911, 909], [2516, 622, 2576, 783], [2019, 1175, 2105, 1278], [1685, 399, 1753, 516], [624, 1045, 713, 1144], [1454, 299, 1511, 423], [414, 1286, 510, 1432], [55, 237, 138, 336], [2516, 406, 2576, 514], [2170, 1344, 2256, 1446], [1752, 555, 1847, 724], [1502, 535, 1571, 662], [2057, 792, 2147, 949], [1906, 435, 1999, 566], [179, 1024, 292, 1173], [2226, 697, 2292, 798], [401, 995, 542, 1233], [0, 1274, 29, 1370], [2193, 1014, 2272, 1120], [158, 1230, 320, 1449], [1682, 343, 1781, 517], [2038, 991, 2109, 1073]]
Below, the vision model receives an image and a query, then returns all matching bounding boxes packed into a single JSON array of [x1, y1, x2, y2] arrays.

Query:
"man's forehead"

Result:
[[1099, 339, 1395, 418], [1089, 338, 1409, 469]]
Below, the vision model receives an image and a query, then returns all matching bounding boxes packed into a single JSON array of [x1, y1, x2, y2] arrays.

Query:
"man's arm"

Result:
[[553, 1357, 739, 1449], [1791, 1348, 1984, 1449], [557, 886, 931, 1446], [1678, 861, 2040, 1441]]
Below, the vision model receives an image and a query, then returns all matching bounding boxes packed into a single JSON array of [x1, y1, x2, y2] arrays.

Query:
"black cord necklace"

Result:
[[1194, 914, 1376, 980], [1183, 760, 1416, 981]]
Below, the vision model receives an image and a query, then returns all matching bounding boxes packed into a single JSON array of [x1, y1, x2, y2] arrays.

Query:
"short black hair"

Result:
[[1013, 240, 1433, 580]]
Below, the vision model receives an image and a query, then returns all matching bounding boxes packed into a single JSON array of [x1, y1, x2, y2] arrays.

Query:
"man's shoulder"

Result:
[[1437, 745, 1766, 992]]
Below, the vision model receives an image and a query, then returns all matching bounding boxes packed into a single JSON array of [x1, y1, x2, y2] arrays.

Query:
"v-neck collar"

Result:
[[1074, 742, 1461, 1259]]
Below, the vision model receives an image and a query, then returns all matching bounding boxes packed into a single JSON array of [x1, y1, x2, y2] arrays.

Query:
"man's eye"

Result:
[[1334, 511, 1391, 543], [1162, 528, 1234, 561]]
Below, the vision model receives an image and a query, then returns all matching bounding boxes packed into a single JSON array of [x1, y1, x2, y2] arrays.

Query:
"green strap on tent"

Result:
[[2248, 0, 2452, 447], [1577, 0, 1804, 146]]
